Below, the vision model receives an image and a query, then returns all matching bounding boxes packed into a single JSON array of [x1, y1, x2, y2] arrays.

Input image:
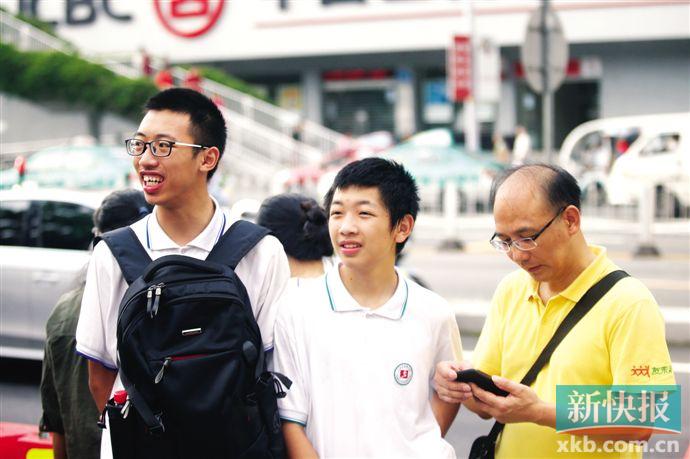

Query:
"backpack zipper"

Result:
[[154, 353, 211, 384], [151, 283, 164, 317], [154, 357, 172, 384], [120, 277, 233, 323], [120, 293, 244, 344], [145, 286, 154, 317]]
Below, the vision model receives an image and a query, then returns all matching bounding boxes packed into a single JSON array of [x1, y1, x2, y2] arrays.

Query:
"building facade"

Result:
[[14, 0, 690, 148]]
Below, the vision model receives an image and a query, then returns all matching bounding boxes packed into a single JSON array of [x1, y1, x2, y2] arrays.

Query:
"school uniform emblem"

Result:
[[394, 363, 413, 385]]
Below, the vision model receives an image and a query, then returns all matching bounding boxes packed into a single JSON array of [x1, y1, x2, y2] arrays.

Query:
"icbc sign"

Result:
[[153, 0, 225, 38], [447, 35, 472, 102]]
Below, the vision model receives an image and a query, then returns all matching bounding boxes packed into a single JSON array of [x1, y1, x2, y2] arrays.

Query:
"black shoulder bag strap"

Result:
[[471, 269, 629, 459], [207, 219, 272, 378], [206, 219, 270, 269], [99, 227, 152, 286]]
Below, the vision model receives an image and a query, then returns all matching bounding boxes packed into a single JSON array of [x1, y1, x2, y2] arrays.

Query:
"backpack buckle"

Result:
[[146, 414, 166, 437]]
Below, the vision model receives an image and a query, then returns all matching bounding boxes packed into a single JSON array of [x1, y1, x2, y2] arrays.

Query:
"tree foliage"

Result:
[[0, 43, 157, 120]]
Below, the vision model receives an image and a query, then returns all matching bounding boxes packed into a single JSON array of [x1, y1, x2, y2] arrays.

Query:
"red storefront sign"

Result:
[[447, 35, 472, 102], [154, 0, 225, 38]]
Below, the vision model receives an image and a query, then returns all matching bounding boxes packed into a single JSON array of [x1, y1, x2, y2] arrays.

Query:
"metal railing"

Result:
[[0, 11, 71, 53], [223, 109, 321, 166], [170, 68, 345, 156]]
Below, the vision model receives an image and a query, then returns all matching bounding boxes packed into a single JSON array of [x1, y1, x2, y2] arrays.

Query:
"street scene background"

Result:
[[1, 0, 689, 457]]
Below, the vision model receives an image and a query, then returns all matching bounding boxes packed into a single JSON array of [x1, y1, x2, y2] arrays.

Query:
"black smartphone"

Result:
[[455, 369, 509, 397]]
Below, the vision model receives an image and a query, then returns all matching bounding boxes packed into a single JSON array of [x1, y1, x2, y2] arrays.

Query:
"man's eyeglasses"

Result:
[[125, 138, 208, 157], [489, 207, 566, 253]]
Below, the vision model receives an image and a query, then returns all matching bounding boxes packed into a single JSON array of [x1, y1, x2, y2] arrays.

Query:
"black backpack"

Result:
[[99, 220, 290, 459]]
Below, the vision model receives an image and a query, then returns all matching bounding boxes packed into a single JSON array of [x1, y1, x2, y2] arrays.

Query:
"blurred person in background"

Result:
[[257, 193, 335, 282], [183, 67, 203, 93], [40, 189, 152, 459], [512, 125, 531, 165], [132, 47, 152, 78], [154, 60, 174, 90], [492, 132, 510, 163]]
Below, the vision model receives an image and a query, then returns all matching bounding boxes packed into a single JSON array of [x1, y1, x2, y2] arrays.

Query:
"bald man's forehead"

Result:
[[496, 176, 544, 203], [494, 183, 555, 226]]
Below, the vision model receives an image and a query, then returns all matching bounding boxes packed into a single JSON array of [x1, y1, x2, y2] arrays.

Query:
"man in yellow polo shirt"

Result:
[[434, 164, 675, 458]]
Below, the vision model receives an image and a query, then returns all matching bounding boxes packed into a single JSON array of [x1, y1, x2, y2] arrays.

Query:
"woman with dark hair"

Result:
[[40, 189, 152, 459], [257, 193, 335, 279]]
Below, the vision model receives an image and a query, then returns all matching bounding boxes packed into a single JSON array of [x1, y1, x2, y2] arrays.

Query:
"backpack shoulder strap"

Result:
[[99, 227, 152, 286], [207, 220, 271, 269]]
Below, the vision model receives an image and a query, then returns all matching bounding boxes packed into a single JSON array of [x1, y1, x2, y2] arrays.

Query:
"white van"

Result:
[[559, 112, 690, 217]]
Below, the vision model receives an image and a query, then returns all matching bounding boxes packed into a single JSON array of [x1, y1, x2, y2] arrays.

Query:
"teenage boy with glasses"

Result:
[[76, 88, 289, 459], [433, 164, 675, 458]]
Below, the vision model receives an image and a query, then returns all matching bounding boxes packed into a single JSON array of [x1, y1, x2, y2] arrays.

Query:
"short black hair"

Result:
[[257, 193, 333, 261], [489, 163, 581, 212], [324, 158, 419, 254], [144, 88, 227, 180], [94, 189, 152, 235]]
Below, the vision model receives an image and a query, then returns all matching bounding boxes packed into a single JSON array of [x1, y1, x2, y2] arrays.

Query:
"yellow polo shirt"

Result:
[[474, 246, 675, 459]]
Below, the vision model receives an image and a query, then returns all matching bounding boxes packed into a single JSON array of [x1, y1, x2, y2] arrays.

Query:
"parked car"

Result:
[[379, 129, 505, 211], [0, 188, 107, 360], [0, 145, 134, 190], [559, 112, 690, 217]]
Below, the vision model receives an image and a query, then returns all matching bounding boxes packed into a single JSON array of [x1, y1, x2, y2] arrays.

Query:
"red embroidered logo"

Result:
[[394, 363, 413, 385]]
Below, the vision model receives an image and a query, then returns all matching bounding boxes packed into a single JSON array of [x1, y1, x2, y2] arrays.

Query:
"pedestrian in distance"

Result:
[[75, 88, 290, 458], [132, 47, 152, 78], [182, 67, 203, 93], [40, 189, 152, 459], [511, 125, 531, 165], [273, 157, 464, 458], [154, 61, 174, 90], [434, 164, 675, 458], [256, 193, 335, 281], [492, 132, 510, 164]]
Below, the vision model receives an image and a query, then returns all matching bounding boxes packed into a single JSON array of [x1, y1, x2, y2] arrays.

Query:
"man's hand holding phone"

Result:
[[459, 372, 555, 427], [455, 369, 509, 397], [433, 360, 474, 404]]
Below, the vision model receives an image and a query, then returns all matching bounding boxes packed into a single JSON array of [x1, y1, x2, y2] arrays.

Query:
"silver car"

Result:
[[0, 188, 107, 360]]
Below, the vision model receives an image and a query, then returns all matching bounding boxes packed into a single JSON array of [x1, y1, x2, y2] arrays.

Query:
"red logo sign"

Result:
[[154, 0, 225, 38], [447, 35, 472, 102]]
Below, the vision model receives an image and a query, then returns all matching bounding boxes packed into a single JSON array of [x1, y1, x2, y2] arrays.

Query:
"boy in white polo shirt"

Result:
[[75, 88, 289, 458], [273, 158, 463, 458]]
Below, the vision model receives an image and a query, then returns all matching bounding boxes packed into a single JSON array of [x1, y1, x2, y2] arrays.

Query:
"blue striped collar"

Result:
[[324, 264, 409, 320]]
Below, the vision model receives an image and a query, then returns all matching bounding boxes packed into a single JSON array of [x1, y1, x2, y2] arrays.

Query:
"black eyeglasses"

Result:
[[125, 138, 208, 157], [489, 207, 566, 253]]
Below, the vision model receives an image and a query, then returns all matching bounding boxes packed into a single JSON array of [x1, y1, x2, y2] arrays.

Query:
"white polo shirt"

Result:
[[75, 198, 289, 458], [274, 264, 462, 459]]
